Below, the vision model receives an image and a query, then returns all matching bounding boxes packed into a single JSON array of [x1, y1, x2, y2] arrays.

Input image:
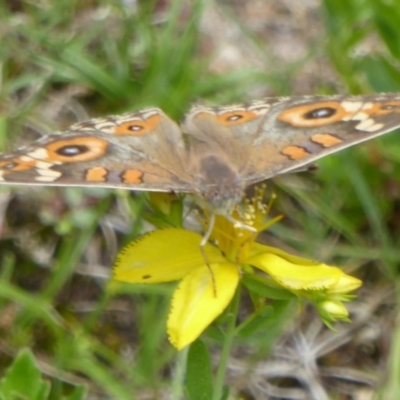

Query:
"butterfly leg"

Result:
[[200, 213, 218, 296]]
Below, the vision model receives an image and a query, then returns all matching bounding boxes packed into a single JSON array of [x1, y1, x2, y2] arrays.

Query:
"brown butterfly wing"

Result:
[[185, 93, 400, 186], [0, 109, 193, 192]]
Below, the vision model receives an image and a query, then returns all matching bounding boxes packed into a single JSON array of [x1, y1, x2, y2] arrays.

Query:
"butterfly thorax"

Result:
[[195, 154, 244, 215]]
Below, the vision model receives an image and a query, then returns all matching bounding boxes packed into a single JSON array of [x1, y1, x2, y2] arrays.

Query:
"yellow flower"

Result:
[[113, 187, 362, 350], [317, 300, 350, 323]]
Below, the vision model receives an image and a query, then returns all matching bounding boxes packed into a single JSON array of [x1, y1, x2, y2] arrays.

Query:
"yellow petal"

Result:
[[249, 252, 359, 291], [114, 229, 224, 283], [327, 275, 362, 293], [168, 262, 239, 350], [249, 243, 320, 266]]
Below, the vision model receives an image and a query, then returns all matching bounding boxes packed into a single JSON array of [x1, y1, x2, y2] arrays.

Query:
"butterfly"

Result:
[[1, 93, 400, 226]]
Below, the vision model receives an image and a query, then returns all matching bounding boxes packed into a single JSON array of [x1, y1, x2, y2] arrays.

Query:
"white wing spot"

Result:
[[93, 122, 115, 132], [140, 109, 162, 119], [366, 123, 384, 132], [36, 169, 62, 178], [362, 102, 374, 110], [355, 119, 384, 132], [19, 156, 35, 162], [351, 111, 369, 121], [35, 176, 59, 182], [341, 101, 363, 112], [27, 148, 49, 160], [35, 161, 56, 170]]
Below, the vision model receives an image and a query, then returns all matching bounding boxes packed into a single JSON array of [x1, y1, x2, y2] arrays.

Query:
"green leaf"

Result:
[[236, 300, 294, 338], [186, 340, 213, 400], [242, 274, 295, 300], [235, 305, 274, 337], [63, 385, 87, 400], [0, 348, 50, 400], [372, 0, 400, 60], [221, 386, 230, 400], [358, 55, 400, 91], [0, 349, 86, 400]]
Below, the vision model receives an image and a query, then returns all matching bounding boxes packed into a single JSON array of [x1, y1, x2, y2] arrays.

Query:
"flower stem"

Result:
[[171, 347, 188, 400], [212, 285, 241, 400]]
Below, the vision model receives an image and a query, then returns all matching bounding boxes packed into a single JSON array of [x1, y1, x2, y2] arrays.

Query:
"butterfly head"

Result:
[[196, 154, 244, 215]]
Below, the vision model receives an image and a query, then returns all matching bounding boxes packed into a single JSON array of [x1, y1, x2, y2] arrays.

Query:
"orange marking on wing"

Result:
[[278, 102, 349, 127], [281, 145, 310, 160], [216, 111, 259, 126], [194, 111, 213, 119], [195, 110, 259, 126], [45, 137, 108, 162], [364, 101, 400, 116], [121, 169, 143, 184], [86, 166, 108, 182], [311, 133, 343, 147], [0, 159, 36, 172], [114, 114, 161, 135]]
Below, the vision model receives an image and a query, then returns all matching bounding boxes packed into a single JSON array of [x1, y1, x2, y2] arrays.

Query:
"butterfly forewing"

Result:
[[230, 93, 400, 183], [0, 110, 194, 192]]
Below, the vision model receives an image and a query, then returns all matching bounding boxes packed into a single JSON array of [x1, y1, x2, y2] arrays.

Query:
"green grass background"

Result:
[[1, 0, 400, 398]]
